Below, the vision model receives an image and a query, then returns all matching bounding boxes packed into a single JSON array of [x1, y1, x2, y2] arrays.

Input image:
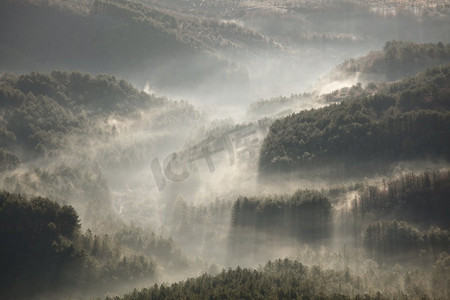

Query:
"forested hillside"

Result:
[[349, 171, 450, 264], [0, 192, 155, 299], [1, 64, 448, 300], [0, 71, 199, 159], [356, 171, 450, 227], [0, 0, 187, 72], [231, 190, 332, 242], [0, 0, 257, 91], [364, 220, 449, 263], [0, 70, 201, 232], [247, 41, 450, 118], [109, 248, 450, 300], [0, 191, 199, 299], [1, 0, 449, 299], [107, 259, 380, 300], [259, 65, 450, 176], [104, 169, 450, 300], [334, 41, 450, 82]]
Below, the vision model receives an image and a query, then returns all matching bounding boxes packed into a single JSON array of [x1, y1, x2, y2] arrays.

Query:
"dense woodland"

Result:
[[228, 170, 450, 263], [364, 220, 449, 263], [0, 70, 205, 299], [0, 71, 200, 159], [106, 259, 380, 300], [0, 68, 448, 299], [260, 65, 450, 176], [2, 0, 450, 97], [0, 0, 261, 91], [231, 190, 332, 242], [355, 170, 450, 227], [0, 0, 449, 299], [0, 69, 448, 299], [0, 191, 209, 299], [334, 41, 450, 81], [0, 192, 156, 299], [246, 41, 450, 120], [107, 256, 450, 300]]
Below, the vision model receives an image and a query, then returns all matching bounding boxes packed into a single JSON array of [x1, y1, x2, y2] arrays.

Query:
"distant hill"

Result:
[[332, 41, 450, 82], [0, 0, 184, 71], [0, 0, 272, 90], [247, 42, 450, 119], [0, 70, 203, 230], [259, 65, 450, 177], [0, 191, 155, 299], [0, 191, 191, 299], [0, 70, 200, 159]]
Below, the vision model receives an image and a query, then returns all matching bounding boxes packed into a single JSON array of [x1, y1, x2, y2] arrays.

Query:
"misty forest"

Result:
[[1, 0, 450, 299]]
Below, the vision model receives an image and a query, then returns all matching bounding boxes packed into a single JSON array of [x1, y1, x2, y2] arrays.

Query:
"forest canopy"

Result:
[[335, 41, 450, 81], [0, 71, 199, 158], [259, 65, 450, 176], [231, 189, 332, 242], [0, 191, 194, 299], [1, 0, 449, 299]]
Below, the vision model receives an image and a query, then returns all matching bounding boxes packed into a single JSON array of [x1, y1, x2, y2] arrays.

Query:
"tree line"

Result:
[[231, 189, 332, 242], [0, 71, 199, 160], [335, 41, 450, 81], [260, 65, 450, 177], [0, 191, 194, 299], [355, 170, 450, 227]]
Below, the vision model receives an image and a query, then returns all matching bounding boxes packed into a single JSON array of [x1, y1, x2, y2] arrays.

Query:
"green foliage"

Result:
[[337, 41, 450, 81], [0, 71, 198, 158], [0, 0, 263, 86], [0, 0, 187, 71], [364, 220, 449, 263], [383, 40, 450, 64], [114, 225, 190, 271], [356, 171, 450, 227], [0, 191, 156, 299], [106, 258, 397, 300], [232, 189, 332, 242], [0, 192, 82, 297], [246, 92, 313, 119], [321, 82, 382, 103], [0, 191, 81, 237], [1, 71, 165, 113], [260, 65, 450, 175]]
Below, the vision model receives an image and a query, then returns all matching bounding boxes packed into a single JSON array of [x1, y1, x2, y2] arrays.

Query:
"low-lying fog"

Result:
[[2, 2, 449, 298]]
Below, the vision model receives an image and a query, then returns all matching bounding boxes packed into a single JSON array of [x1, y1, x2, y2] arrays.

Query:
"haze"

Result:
[[0, 1, 449, 299]]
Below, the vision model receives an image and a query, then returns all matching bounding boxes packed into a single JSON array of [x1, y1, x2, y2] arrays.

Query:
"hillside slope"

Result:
[[332, 41, 450, 82], [259, 65, 450, 176], [0, 0, 262, 91]]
